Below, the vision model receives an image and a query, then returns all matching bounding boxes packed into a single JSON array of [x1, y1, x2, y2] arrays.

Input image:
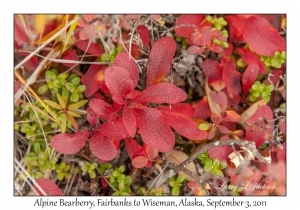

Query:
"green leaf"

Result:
[[62, 87, 70, 100], [171, 186, 180, 196], [213, 158, 220, 168], [58, 171, 64, 180], [112, 171, 119, 177], [212, 168, 224, 177], [60, 113, 67, 133], [53, 78, 63, 88], [34, 171, 44, 180], [204, 164, 213, 172], [219, 162, 227, 169], [59, 162, 66, 170], [112, 191, 120, 196], [118, 165, 125, 174], [119, 182, 125, 191], [70, 77, 81, 86], [57, 93, 66, 109], [70, 93, 79, 102], [34, 142, 41, 154], [205, 158, 212, 165], [38, 84, 49, 95], [89, 170, 96, 179], [124, 176, 132, 185], [199, 122, 212, 131], [44, 100, 62, 110], [250, 94, 257, 102], [77, 85, 86, 93], [65, 82, 75, 93], [45, 70, 57, 81], [177, 175, 185, 183], [67, 100, 88, 110]]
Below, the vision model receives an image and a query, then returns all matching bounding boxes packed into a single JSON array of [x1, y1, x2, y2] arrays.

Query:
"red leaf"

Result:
[[104, 66, 135, 104], [208, 146, 234, 165], [201, 28, 212, 46], [277, 141, 286, 161], [223, 111, 241, 122], [50, 131, 90, 154], [222, 58, 241, 95], [61, 50, 79, 68], [132, 83, 187, 104], [137, 25, 150, 46], [125, 138, 141, 159], [270, 69, 283, 85], [114, 52, 139, 87], [158, 106, 207, 140], [224, 15, 244, 42], [133, 108, 174, 152], [24, 56, 39, 72], [175, 15, 206, 38], [222, 121, 237, 132], [97, 120, 129, 140], [237, 47, 266, 74], [146, 37, 176, 86], [146, 145, 158, 159], [81, 64, 107, 97], [34, 178, 63, 196], [202, 59, 225, 91], [87, 107, 99, 128], [279, 119, 286, 135], [132, 156, 149, 168], [208, 126, 216, 140], [89, 98, 114, 121], [89, 134, 117, 161], [159, 103, 194, 117], [76, 40, 104, 55], [244, 105, 273, 148], [210, 91, 228, 107], [193, 97, 212, 119], [242, 64, 259, 94], [186, 46, 205, 55], [217, 125, 230, 134], [14, 15, 30, 46], [242, 15, 286, 56], [122, 105, 137, 137]]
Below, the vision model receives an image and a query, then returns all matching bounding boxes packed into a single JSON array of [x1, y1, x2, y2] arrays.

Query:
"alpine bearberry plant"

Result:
[[14, 14, 286, 197]]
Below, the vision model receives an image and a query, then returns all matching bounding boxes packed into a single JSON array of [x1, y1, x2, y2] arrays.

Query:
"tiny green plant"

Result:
[[108, 165, 132, 196], [260, 51, 286, 69], [80, 161, 98, 179], [168, 175, 185, 196], [249, 81, 274, 102], [198, 151, 227, 177], [55, 162, 71, 181]]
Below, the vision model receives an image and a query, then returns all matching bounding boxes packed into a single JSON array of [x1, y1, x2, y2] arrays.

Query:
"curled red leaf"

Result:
[[114, 52, 139, 87], [104, 66, 135, 104], [132, 83, 187, 104], [89, 98, 114, 121], [50, 131, 90, 154], [222, 58, 241, 95], [34, 178, 63, 196], [137, 25, 150, 46], [193, 97, 212, 119], [146, 37, 176, 86], [174, 15, 206, 38], [244, 105, 273, 148], [125, 138, 141, 159], [61, 49, 79, 68], [202, 59, 225, 90], [237, 47, 266, 74], [81, 64, 107, 97], [75, 40, 104, 55]]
